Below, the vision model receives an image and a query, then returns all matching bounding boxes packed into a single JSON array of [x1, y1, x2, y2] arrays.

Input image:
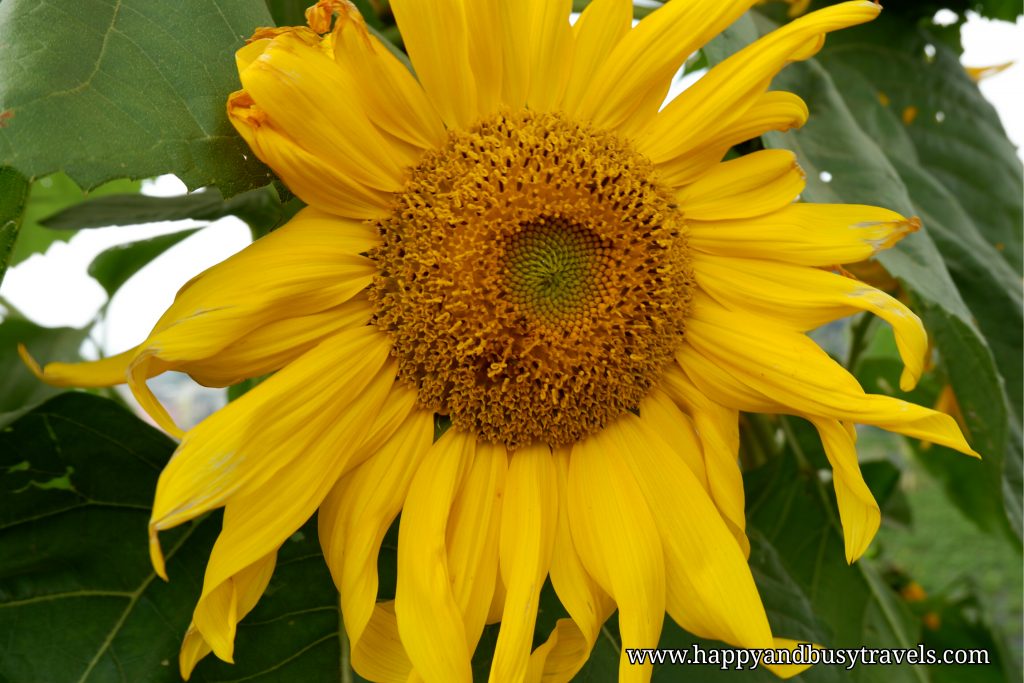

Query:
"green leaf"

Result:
[[820, 18, 1022, 541], [745, 422, 928, 683], [875, 465, 1023, 681], [756, 13, 1021, 540], [0, 393, 216, 683], [9, 173, 141, 268], [88, 229, 203, 298], [0, 393, 367, 683], [0, 0, 275, 195], [0, 167, 30, 287], [964, 0, 1021, 21], [924, 588, 1020, 683], [701, 10, 758, 67], [264, 0, 309, 27], [41, 185, 283, 235], [0, 318, 88, 422]]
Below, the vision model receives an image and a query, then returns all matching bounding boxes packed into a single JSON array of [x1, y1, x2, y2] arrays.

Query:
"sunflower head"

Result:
[[21, 1, 979, 682]]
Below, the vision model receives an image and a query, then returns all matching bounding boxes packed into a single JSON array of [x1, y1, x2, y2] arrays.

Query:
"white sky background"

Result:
[[2, 11, 1022, 357]]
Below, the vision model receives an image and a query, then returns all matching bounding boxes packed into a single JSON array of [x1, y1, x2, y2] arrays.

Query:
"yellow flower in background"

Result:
[[965, 61, 1013, 82], [22, 0, 978, 681]]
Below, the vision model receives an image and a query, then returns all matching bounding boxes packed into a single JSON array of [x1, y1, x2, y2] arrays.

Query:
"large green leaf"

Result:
[[0, 393, 370, 683], [0, 0, 274, 195], [0, 393, 212, 682], [749, 11, 1021, 540], [0, 167, 30, 287]]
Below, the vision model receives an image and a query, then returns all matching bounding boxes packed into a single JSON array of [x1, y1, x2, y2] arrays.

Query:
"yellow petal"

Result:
[[26, 207, 375, 411], [228, 91, 393, 219], [391, 0, 477, 129], [235, 37, 271, 72], [239, 30, 411, 189], [176, 548, 277, 676], [684, 296, 979, 456], [693, 253, 927, 390], [179, 625, 212, 681], [447, 440, 507, 655], [811, 418, 880, 563], [187, 550, 277, 667], [676, 341, 782, 414], [318, 406, 430, 673], [766, 638, 817, 679], [654, 91, 808, 187], [177, 367, 403, 666], [569, 424, 666, 682], [496, 0, 531, 108], [561, 0, 631, 116], [352, 602, 413, 682], [465, 0, 504, 116], [18, 344, 136, 388], [529, 447, 615, 682], [526, 1, 574, 111], [491, 0, 574, 112], [185, 295, 372, 387], [641, 1, 880, 162], [688, 203, 920, 266], [621, 413, 774, 650], [330, 7, 445, 150], [678, 149, 804, 220], [394, 429, 476, 683], [638, 389, 709, 494], [659, 365, 749, 557], [487, 569, 507, 625], [490, 444, 557, 683], [965, 61, 1014, 82], [148, 328, 393, 577], [579, 0, 758, 135]]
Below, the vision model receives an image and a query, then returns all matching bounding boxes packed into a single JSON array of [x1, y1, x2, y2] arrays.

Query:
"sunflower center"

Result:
[[370, 110, 694, 447], [505, 217, 606, 322]]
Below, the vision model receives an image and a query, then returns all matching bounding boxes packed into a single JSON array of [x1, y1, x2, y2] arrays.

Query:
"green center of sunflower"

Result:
[[370, 110, 694, 447], [505, 217, 606, 322]]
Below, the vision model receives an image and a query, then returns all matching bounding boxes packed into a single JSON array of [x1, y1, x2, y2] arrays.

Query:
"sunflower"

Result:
[[22, 0, 977, 680]]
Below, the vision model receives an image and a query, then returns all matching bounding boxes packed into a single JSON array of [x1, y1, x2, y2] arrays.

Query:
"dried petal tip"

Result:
[[17, 343, 44, 380], [305, 0, 358, 34], [887, 215, 921, 247], [149, 524, 169, 581]]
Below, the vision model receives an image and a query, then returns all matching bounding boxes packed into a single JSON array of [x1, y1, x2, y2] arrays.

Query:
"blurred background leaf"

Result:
[[0, 317, 88, 426], [87, 229, 204, 299], [9, 174, 142, 269]]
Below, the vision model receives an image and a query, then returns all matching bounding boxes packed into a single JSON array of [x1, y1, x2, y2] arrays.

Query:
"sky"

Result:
[[2, 11, 1022, 359]]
